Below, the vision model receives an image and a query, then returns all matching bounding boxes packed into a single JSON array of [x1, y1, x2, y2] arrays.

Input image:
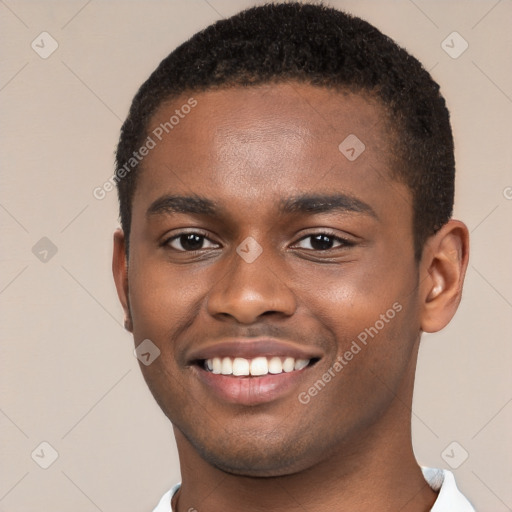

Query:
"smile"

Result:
[[193, 356, 320, 406], [187, 339, 323, 404], [203, 356, 313, 376]]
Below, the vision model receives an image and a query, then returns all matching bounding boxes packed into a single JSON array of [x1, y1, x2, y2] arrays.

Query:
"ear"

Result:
[[112, 228, 132, 332], [419, 220, 470, 333]]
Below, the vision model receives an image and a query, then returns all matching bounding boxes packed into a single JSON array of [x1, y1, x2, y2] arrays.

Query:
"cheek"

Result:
[[127, 263, 202, 415], [298, 259, 413, 332], [127, 258, 203, 342], [296, 258, 420, 396]]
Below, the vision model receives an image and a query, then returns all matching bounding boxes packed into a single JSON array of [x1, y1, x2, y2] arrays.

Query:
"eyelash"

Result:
[[162, 230, 355, 252]]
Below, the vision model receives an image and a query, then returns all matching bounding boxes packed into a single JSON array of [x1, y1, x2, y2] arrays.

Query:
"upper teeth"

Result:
[[205, 356, 310, 376]]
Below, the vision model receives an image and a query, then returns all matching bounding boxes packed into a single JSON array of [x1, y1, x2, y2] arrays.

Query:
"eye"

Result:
[[164, 232, 219, 252], [294, 233, 354, 251]]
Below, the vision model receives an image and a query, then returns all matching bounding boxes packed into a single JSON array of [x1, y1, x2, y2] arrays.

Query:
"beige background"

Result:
[[1, 0, 511, 510]]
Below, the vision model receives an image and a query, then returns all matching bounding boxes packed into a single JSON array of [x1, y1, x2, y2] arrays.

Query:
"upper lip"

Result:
[[186, 338, 324, 364]]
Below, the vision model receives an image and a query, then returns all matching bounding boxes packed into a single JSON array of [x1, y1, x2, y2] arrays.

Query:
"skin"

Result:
[[113, 83, 469, 511]]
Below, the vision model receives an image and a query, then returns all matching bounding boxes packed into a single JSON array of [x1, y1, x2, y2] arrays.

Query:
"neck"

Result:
[[172, 345, 436, 512]]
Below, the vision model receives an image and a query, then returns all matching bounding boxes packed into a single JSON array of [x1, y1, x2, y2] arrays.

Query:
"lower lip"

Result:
[[192, 365, 312, 406]]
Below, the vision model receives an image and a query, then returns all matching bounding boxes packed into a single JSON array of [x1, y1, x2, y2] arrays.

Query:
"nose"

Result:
[[206, 242, 297, 324]]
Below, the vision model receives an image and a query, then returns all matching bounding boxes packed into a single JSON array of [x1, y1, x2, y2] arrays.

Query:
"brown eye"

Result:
[[165, 232, 219, 252], [295, 233, 354, 251]]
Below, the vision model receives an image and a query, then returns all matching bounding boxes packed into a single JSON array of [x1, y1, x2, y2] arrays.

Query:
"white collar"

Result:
[[422, 467, 475, 511]]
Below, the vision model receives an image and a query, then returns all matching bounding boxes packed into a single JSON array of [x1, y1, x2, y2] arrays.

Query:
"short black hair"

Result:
[[115, 1, 455, 259]]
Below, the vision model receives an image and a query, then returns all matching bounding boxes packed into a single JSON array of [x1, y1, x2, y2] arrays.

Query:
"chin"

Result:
[[181, 424, 321, 477]]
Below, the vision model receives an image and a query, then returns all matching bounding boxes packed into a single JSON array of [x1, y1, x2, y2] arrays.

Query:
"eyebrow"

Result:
[[146, 193, 377, 219], [278, 193, 377, 219], [147, 195, 219, 217]]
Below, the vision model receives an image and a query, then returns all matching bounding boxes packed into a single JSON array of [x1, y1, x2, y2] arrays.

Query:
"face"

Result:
[[118, 83, 424, 476]]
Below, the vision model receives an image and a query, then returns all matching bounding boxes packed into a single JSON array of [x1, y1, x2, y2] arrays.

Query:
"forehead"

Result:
[[133, 83, 406, 222]]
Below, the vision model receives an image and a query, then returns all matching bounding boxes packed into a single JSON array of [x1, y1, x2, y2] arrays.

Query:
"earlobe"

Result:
[[112, 228, 133, 332], [419, 220, 470, 333], [124, 317, 133, 332]]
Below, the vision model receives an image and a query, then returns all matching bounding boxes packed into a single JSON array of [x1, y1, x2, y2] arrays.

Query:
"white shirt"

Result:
[[152, 467, 475, 511]]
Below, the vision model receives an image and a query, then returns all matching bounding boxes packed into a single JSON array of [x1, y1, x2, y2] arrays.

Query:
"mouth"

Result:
[[198, 355, 319, 377], [188, 339, 322, 405]]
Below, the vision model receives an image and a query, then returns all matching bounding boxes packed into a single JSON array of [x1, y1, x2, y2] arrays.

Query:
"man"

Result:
[[112, 2, 473, 510]]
